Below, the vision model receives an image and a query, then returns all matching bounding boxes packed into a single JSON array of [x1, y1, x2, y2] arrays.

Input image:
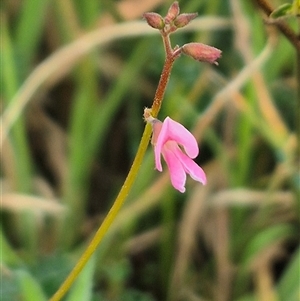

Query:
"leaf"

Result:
[[14, 0, 49, 79], [16, 270, 47, 301], [65, 255, 96, 301], [241, 224, 295, 268], [270, 3, 293, 19], [0, 227, 22, 266], [0, 271, 19, 301], [277, 246, 300, 301]]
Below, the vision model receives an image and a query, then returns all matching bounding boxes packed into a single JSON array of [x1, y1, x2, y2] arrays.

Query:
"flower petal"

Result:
[[150, 120, 163, 171], [174, 146, 207, 185], [157, 117, 199, 158], [162, 143, 187, 193], [154, 144, 163, 171]]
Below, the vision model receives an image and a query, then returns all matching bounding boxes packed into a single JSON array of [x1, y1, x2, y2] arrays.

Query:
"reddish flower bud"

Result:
[[182, 42, 222, 65], [165, 1, 180, 24], [174, 13, 198, 28], [143, 12, 165, 29]]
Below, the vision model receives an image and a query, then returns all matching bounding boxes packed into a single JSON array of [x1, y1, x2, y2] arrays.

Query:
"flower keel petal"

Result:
[[174, 147, 207, 185]]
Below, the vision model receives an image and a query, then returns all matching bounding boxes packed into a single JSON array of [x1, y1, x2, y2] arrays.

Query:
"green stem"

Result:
[[49, 124, 152, 301], [49, 39, 176, 301]]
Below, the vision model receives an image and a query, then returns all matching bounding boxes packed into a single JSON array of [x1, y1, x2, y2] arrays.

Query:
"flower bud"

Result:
[[182, 42, 222, 64], [165, 1, 180, 24], [174, 13, 198, 28], [143, 12, 165, 29]]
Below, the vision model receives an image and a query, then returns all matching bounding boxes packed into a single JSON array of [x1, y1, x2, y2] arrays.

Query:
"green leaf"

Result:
[[14, 0, 49, 79], [270, 3, 293, 18], [242, 224, 295, 268], [1, 14, 33, 192], [0, 227, 22, 266], [65, 255, 96, 301], [30, 253, 73, 297], [235, 294, 257, 301], [277, 246, 300, 301], [1, 271, 19, 301], [16, 270, 47, 301]]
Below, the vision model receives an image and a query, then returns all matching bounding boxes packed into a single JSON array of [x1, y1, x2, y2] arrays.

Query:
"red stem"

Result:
[[151, 34, 176, 116]]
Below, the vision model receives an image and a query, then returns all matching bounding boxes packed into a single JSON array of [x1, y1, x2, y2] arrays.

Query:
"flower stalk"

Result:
[[50, 10, 176, 301], [49, 54, 175, 301], [50, 2, 221, 300], [49, 123, 153, 301]]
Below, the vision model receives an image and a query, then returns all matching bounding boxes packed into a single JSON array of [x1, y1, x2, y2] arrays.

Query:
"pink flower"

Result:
[[148, 116, 207, 193]]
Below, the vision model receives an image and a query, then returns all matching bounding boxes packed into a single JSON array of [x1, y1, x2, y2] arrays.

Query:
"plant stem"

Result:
[[49, 124, 152, 301], [49, 36, 176, 301], [253, 0, 300, 51], [152, 34, 175, 115], [254, 0, 300, 169]]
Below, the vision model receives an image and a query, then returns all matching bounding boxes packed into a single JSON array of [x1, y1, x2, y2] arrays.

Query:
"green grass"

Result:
[[1, 0, 299, 300]]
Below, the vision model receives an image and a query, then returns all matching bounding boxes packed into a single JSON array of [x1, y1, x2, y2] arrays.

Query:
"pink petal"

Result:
[[154, 144, 163, 171], [152, 120, 163, 171], [173, 146, 207, 185], [162, 143, 187, 193], [151, 119, 163, 145], [156, 117, 199, 159]]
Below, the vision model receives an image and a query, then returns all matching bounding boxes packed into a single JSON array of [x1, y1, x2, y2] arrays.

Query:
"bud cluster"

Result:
[[143, 1, 197, 34], [143, 1, 222, 65]]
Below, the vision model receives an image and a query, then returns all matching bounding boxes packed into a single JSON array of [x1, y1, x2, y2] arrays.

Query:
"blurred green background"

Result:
[[1, 0, 299, 300]]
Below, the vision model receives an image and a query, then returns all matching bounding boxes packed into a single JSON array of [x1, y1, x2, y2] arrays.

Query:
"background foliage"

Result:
[[1, 0, 299, 300]]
